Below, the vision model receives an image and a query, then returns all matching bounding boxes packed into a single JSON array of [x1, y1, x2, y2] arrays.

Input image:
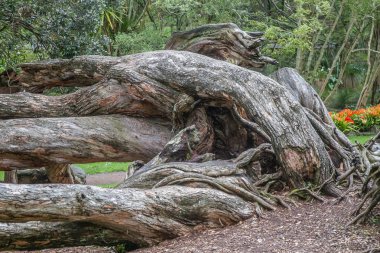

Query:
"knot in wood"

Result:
[[173, 94, 195, 114]]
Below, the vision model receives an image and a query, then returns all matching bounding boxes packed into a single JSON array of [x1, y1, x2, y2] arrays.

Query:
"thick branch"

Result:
[[0, 116, 171, 169], [0, 74, 176, 119], [0, 222, 131, 251], [18, 55, 121, 92], [0, 184, 255, 247]]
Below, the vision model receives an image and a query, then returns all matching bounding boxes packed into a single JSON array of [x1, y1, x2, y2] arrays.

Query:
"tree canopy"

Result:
[[2, 0, 380, 109]]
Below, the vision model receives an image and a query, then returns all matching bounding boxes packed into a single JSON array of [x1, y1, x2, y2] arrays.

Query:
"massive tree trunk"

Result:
[[0, 23, 371, 251]]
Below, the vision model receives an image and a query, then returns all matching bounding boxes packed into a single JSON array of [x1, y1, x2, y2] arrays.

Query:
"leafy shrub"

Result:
[[326, 88, 361, 110], [0, 0, 108, 71], [330, 105, 380, 133], [114, 27, 171, 55]]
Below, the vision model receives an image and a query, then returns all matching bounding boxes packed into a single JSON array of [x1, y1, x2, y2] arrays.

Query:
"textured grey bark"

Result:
[[270, 68, 333, 125], [0, 183, 255, 249], [0, 115, 171, 169], [18, 55, 121, 93], [120, 51, 337, 187], [0, 222, 132, 250], [16, 166, 86, 184], [165, 23, 277, 70]]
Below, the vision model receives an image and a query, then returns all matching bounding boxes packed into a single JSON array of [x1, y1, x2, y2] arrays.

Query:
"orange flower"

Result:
[[345, 116, 354, 123], [337, 108, 353, 117], [352, 108, 366, 115], [366, 104, 380, 116]]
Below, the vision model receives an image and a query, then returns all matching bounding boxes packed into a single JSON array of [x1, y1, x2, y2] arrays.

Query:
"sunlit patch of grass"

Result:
[[75, 162, 130, 175], [348, 135, 374, 144], [97, 183, 118, 188]]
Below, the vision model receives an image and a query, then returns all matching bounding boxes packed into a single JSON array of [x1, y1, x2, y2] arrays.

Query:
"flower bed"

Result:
[[329, 104, 380, 133]]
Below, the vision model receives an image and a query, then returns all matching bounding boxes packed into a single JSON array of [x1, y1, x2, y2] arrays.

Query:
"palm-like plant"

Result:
[[100, 0, 151, 54]]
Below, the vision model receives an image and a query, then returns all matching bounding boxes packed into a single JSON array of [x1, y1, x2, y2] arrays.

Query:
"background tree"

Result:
[[0, 0, 107, 70]]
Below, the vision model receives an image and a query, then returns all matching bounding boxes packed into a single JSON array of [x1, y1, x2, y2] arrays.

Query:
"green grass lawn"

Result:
[[0, 162, 129, 183], [75, 162, 130, 175], [347, 135, 374, 144], [98, 183, 119, 188]]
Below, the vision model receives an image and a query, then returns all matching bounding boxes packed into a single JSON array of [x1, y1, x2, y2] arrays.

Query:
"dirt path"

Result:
[[6, 195, 379, 253], [132, 197, 380, 253], [86, 171, 125, 185]]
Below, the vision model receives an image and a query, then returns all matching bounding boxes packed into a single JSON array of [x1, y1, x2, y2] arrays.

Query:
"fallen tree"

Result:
[[0, 23, 376, 250]]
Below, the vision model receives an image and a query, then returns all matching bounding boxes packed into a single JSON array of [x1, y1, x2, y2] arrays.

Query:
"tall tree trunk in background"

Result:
[[296, 48, 304, 72], [371, 20, 380, 105], [371, 74, 380, 104], [314, 0, 346, 85], [356, 16, 379, 108], [296, 20, 304, 72], [324, 20, 366, 103], [319, 16, 356, 95], [305, 0, 337, 74], [4, 171, 17, 183]]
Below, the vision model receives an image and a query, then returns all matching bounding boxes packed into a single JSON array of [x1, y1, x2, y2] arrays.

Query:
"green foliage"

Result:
[[114, 26, 170, 55], [43, 87, 78, 96], [326, 88, 361, 110], [263, 24, 312, 66], [152, 0, 247, 31], [351, 114, 380, 132], [99, 0, 150, 54], [369, 215, 380, 225], [332, 117, 358, 133], [98, 183, 119, 188], [250, 0, 333, 68], [153, 0, 201, 31], [0, 0, 108, 70], [112, 243, 139, 253]]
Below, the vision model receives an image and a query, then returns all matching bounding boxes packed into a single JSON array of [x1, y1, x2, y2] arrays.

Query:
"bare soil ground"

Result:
[[133, 197, 380, 253], [86, 171, 125, 185], [4, 173, 380, 253]]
